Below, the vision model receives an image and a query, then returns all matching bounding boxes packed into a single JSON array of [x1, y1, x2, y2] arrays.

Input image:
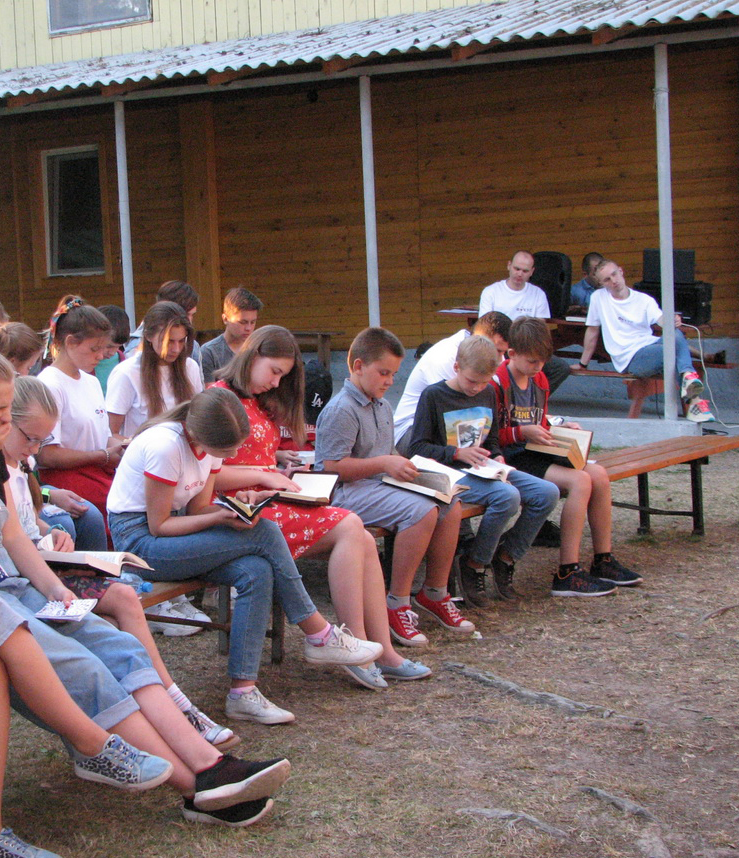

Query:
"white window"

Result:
[[48, 0, 151, 35], [43, 147, 105, 276]]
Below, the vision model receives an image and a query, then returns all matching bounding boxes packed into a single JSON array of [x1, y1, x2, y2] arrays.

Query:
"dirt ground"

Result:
[[8, 450, 739, 858]]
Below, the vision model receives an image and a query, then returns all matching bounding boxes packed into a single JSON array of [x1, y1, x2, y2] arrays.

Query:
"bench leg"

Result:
[[637, 473, 651, 534], [217, 585, 230, 655], [381, 533, 395, 590], [690, 459, 705, 536], [271, 596, 285, 664]]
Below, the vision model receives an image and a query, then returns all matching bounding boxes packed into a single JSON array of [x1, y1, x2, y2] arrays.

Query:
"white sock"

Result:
[[167, 682, 192, 713]]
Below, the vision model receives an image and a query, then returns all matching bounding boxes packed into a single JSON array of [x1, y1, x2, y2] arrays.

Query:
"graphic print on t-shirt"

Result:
[[510, 383, 544, 428], [442, 406, 493, 448]]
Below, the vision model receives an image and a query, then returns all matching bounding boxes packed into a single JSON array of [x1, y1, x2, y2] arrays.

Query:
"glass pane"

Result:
[[49, 0, 151, 34], [47, 151, 105, 275]]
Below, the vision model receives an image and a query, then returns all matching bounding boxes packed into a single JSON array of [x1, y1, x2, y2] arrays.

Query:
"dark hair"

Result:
[[218, 325, 305, 444], [156, 280, 199, 314], [582, 252, 604, 273], [507, 316, 553, 362], [348, 327, 404, 368], [473, 311, 511, 344], [140, 302, 195, 418], [98, 305, 131, 345], [49, 295, 111, 350], [223, 287, 263, 315], [0, 323, 44, 365], [139, 387, 250, 451]]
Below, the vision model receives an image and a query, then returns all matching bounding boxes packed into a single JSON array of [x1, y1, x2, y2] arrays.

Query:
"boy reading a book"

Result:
[[493, 316, 643, 596], [315, 328, 474, 648], [407, 336, 559, 606]]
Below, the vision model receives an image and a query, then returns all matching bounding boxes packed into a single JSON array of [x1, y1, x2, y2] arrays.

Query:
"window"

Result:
[[48, 0, 151, 35], [44, 147, 105, 276]]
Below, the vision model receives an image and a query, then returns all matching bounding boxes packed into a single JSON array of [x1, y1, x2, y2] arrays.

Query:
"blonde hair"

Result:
[[11, 376, 58, 424], [138, 387, 250, 450], [0, 354, 14, 383], [456, 335, 498, 376]]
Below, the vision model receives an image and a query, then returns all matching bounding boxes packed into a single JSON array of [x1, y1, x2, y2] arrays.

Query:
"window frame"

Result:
[[47, 0, 152, 37], [42, 144, 106, 277]]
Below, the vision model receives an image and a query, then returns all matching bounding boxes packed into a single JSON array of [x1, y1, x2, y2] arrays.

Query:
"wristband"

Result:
[[102, 448, 111, 467], [41, 487, 52, 504], [50, 524, 69, 535]]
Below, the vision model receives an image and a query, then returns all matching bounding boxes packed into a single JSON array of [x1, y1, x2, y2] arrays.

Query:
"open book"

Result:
[[382, 455, 469, 504], [273, 472, 339, 506], [215, 493, 277, 523], [39, 550, 152, 578], [461, 459, 515, 482], [525, 426, 593, 470]]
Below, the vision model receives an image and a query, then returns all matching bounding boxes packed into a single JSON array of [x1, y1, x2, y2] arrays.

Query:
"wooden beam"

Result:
[[179, 100, 222, 329], [322, 56, 365, 75], [5, 89, 76, 109], [207, 67, 258, 86], [100, 77, 159, 97], [451, 41, 491, 62], [592, 25, 636, 46]]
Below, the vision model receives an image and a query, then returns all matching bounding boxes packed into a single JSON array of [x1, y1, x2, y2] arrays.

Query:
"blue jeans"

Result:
[[40, 501, 107, 551], [625, 329, 694, 378], [108, 512, 317, 681], [0, 585, 158, 731], [459, 469, 560, 565]]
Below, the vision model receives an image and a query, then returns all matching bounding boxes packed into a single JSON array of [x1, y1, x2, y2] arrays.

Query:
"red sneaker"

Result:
[[412, 591, 475, 635], [387, 606, 428, 647]]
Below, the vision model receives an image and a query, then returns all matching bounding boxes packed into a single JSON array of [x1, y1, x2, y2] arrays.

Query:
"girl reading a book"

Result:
[[106, 301, 203, 437], [5, 375, 237, 751], [0, 354, 291, 829], [35, 296, 127, 526], [107, 386, 383, 725], [211, 326, 431, 689]]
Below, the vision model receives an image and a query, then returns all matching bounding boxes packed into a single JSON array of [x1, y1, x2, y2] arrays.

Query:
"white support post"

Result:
[[359, 75, 381, 327], [114, 100, 136, 328], [654, 43, 679, 421]]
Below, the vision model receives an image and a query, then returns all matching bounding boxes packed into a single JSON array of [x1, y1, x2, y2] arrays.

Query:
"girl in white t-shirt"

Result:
[[36, 296, 126, 525], [106, 301, 203, 437], [107, 387, 383, 726], [5, 375, 237, 751]]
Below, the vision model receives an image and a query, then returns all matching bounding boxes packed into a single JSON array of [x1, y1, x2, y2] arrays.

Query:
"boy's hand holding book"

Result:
[[383, 455, 419, 482], [453, 446, 490, 468], [519, 424, 555, 445]]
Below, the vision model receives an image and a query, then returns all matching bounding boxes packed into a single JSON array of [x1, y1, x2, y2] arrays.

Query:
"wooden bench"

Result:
[[595, 435, 739, 535]]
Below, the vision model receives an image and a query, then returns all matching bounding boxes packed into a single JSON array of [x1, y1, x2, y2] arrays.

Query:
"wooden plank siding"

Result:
[[0, 42, 737, 349], [0, 0, 481, 70]]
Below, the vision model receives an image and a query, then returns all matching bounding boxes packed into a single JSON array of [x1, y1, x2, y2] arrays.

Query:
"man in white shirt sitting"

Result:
[[579, 259, 715, 422], [478, 250, 571, 393]]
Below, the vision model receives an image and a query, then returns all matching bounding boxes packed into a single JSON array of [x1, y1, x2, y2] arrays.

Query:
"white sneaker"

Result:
[[303, 624, 384, 667], [225, 687, 295, 725], [680, 370, 704, 400], [170, 594, 210, 623], [147, 600, 202, 636], [686, 397, 715, 423], [201, 587, 236, 610]]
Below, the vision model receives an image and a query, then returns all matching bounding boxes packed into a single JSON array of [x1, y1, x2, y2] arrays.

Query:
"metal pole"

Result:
[[114, 100, 136, 328], [359, 75, 381, 327], [654, 43, 679, 421]]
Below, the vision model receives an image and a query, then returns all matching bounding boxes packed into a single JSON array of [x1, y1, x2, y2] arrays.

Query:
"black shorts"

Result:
[[506, 449, 574, 481]]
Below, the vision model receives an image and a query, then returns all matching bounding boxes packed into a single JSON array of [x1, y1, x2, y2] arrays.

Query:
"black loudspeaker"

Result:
[[633, 280, 713, 326], [643, 249, 696, 285], [530, 251, 572, 319]]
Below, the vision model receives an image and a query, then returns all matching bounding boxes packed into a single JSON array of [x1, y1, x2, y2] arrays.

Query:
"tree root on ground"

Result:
[[457, 806, 568, 839]]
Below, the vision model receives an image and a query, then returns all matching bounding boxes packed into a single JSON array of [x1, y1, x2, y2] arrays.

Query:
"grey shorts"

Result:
[[334, 478, 456, 533]]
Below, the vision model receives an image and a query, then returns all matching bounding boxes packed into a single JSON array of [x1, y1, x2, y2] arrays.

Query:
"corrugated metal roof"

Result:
[[2, 0, 738, 99]]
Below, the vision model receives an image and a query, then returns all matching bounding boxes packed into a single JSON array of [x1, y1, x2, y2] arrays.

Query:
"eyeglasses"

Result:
[[13, 423, 53, 447]]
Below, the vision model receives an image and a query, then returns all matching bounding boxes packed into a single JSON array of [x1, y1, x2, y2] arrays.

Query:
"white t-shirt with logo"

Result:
[[107, 422, 221, 514], [586, 287, 661, 372], [37, 366, 111, 451], [5, 462, 41, 542], [478, 280, 550, 320], [105, 353, 203, 436]]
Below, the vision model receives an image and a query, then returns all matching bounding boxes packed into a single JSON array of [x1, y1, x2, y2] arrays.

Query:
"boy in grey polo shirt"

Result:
[[315, 327, 474, 650]]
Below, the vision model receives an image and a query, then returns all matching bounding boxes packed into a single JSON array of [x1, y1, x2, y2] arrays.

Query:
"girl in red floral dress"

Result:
[[212, 326, 430, 690]]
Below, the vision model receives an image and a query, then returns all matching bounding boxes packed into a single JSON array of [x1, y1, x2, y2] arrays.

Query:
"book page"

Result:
[[551, 426, 592, 460], [408, 455, 466, 486], [289, 472, 339, 499]]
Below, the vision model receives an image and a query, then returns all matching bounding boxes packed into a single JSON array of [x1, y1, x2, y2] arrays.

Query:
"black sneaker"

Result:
[[459, 555, 491, 608], [532, 519, 561, 548], [551, 566, 616, 597], [194, 755, 290, 811], [182, 796, 274, 827], [491, 550, 520, 601], [591, 555, 643, 587]]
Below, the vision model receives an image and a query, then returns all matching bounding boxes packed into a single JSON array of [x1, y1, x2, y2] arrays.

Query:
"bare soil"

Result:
[[9, 450, 739, 858]]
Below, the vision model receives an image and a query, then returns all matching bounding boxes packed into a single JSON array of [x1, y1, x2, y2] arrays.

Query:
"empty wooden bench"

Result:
[[595, 434, 739, 535]]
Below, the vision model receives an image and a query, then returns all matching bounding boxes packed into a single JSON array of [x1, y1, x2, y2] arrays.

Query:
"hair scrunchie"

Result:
[[44, 297, 84, 360]]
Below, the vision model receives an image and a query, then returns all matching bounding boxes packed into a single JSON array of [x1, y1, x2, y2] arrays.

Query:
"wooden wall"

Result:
[[1, 40, 737, 346], [0, 0, 482, 70]]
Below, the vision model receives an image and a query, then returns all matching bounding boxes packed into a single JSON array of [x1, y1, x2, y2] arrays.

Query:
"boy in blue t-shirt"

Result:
[[493, 316, 643, 596], [408, 335, 559, 606]]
